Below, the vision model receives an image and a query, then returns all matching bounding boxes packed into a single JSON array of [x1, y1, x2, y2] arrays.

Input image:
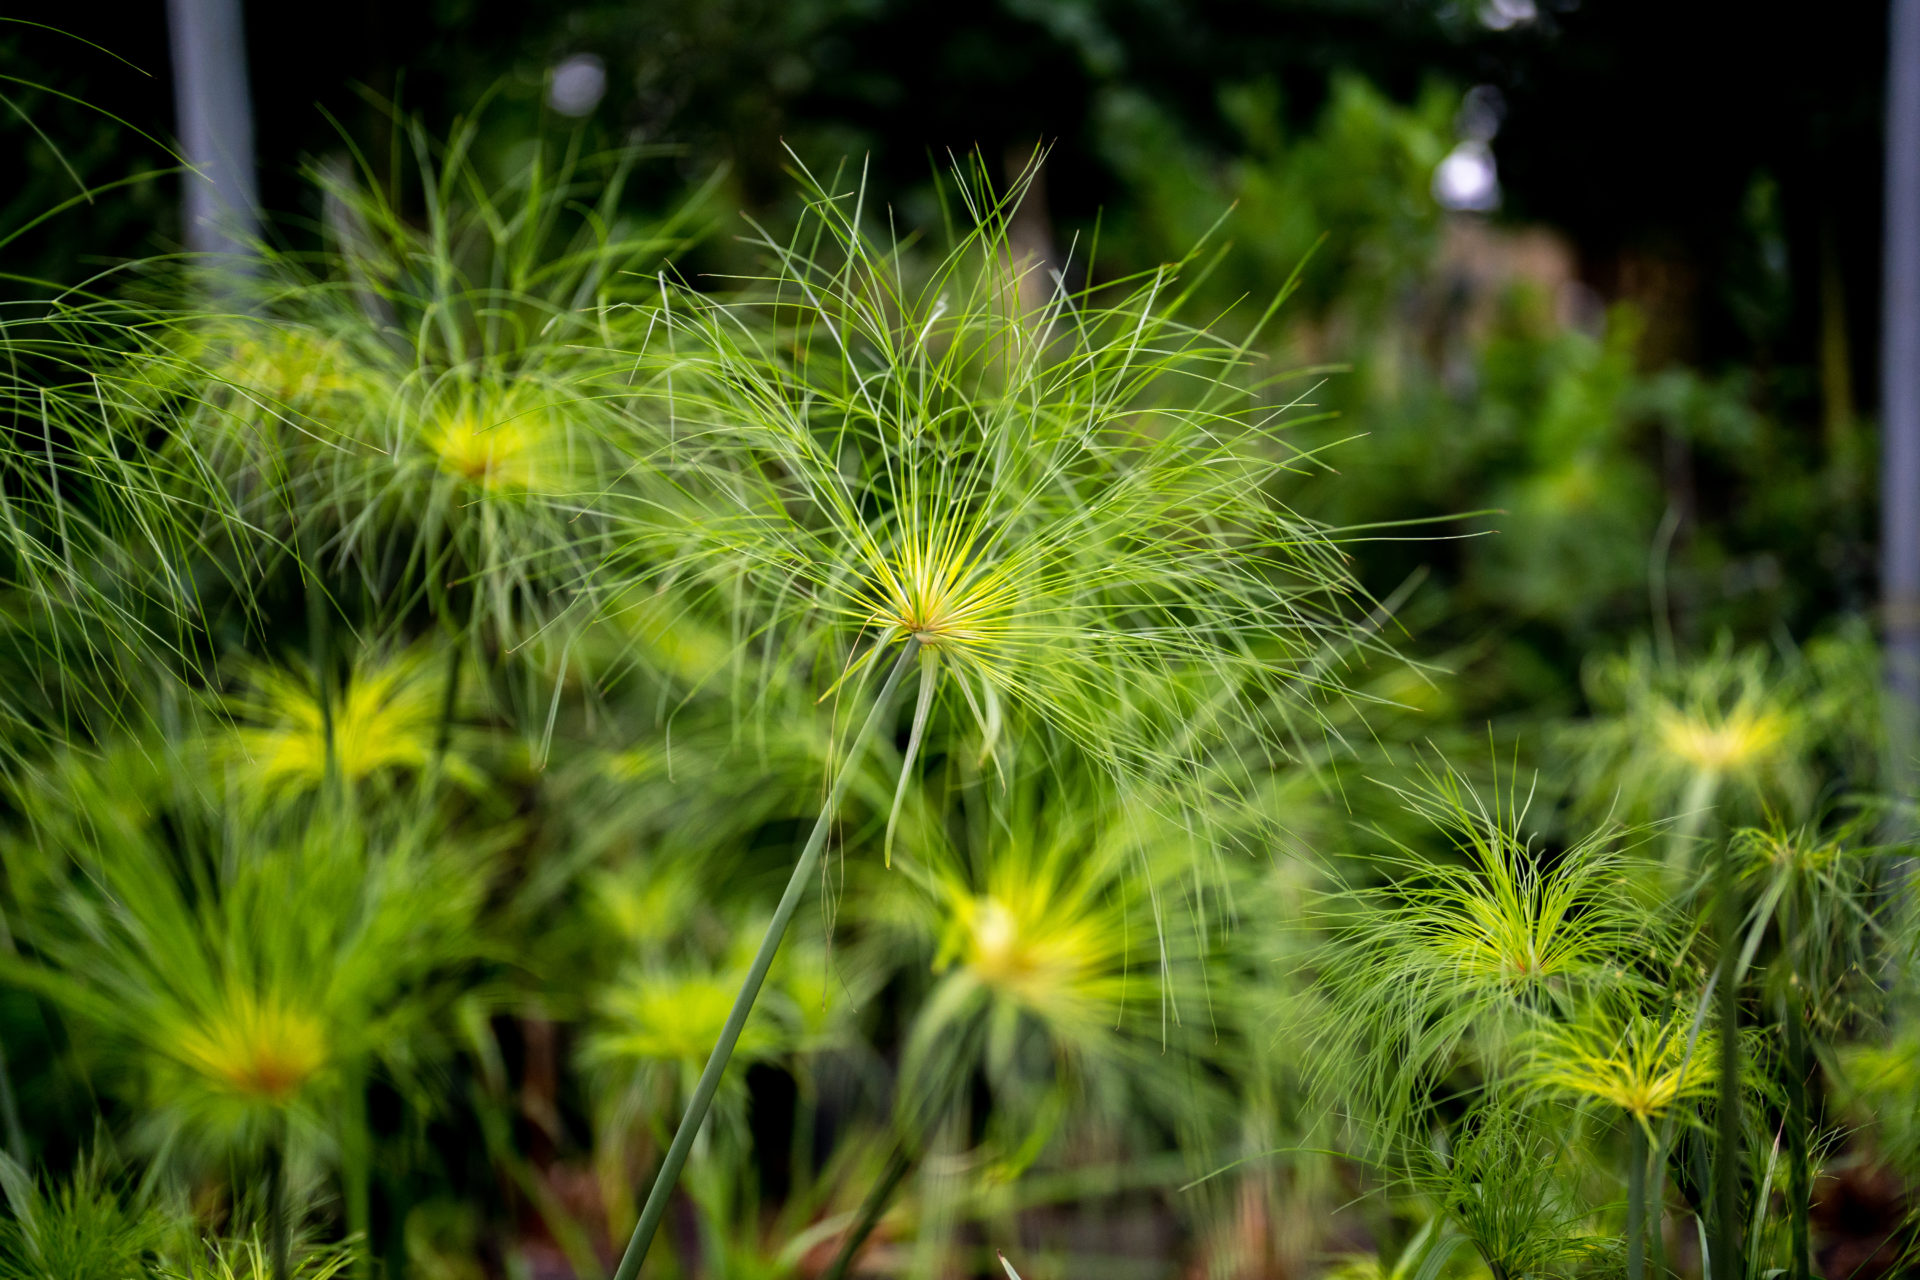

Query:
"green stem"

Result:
[[268, 1113, 290, 1280], [820, 1020, 976, 1280], [434, 638, 464, 764], [820, 1141, 914, 1280], [1649, 1130, 1668, 1280], [1668, 770, 1721, 874], [1714, 838, 1744, 1280], [611, 639, 922, 1280], [1782, 898, 1812, 1280], [1628, 1121, 1648, 1280], [0, 1036, 25, 1164], [417, 634, 465, 804], [304, 564, 336, 792], [341, 1064, 371, 1280]]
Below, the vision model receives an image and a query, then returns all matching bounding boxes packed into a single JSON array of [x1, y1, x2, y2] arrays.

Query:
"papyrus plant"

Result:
[[1570, 639, 1882, 1278], [1428, 1103, 1614, 1280], [1723, 825, 1887, 1280], [595, 156, 1376, 1273], [159, 122, 713, 739], [1568, 640, 1815, 854], [0, 286, 257, 782], [1307, 768, 1664, 1152], [0, 744, 491, 1278], [811, 772, 1231, 1277], [214, 645, 484, 805], [1520, 1007, 1719, 1280]]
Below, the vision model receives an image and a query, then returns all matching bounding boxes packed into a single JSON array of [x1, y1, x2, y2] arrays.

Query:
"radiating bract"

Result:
[[1305, 767, 1664, 1149], [1520, 1007, 1718, 1129], [1567, 639, 1816, 835], [599, 156, 1378, 858]]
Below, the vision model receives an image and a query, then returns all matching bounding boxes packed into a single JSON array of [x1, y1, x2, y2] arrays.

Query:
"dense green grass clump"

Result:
[[0, 113, 1911, 1280]]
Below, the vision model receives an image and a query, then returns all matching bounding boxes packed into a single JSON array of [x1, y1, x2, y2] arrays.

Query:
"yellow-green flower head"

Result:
[[587, 867, 699, 955], [1522, 1011, 1716, 1125], [1654, 701, 1786, 775], [923, 815, 1152, 1056], [1732, 825, 1845, 883], [857, 529, 1014, 655], [946, 892, 1104, 1017], [614, 165, 1376, 838], [589, 968, 787, 1067], [221, 325, 360, 404], [1431, 887, 1577, 987], [174, 989, 328, 1105], [1308, 769, 1658, 1137], [222, 648, 474, 801], [1361, 773, 1646, 998], [424, 395, 561, 494], [1570, 639, 1811, 824]]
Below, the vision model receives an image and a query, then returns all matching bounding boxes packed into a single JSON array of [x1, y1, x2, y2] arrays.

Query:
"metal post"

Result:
[[1885, 0, 1920, 808], [165, 0, 260, 267]]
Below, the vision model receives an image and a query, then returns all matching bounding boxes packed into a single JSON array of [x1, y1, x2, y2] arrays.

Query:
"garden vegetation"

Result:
[[0, 68, 1911, 1280]]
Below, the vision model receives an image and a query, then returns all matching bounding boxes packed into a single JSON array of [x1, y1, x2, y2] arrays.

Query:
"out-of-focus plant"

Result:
[[0, 288, 255, 780], [814, 773, 1232, 1276], [160, 1238, 356, 1280], [1840, 1015, 1920, 1187], [581, 922, 849, 1239], [3, 48, 1909, 1276], [0, 744, 492, 1277], [1429, 1103, 1614, 1280], [1094, 73, 1453, 328], [1570, 640, 1812, 849], [216, 645, 481, 804], [0, 1141, 359, 1280], [1308, 767, 1663, 1151], [1720, 825, 1889, 1280], [160, 121, 713, 741]]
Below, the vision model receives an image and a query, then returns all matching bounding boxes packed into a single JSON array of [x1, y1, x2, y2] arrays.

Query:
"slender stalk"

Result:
[[1783, 993, 1812, 1280], [1649, 1130, 1667, 1280], [267, 1112, 290, 1280], [612, 640, 922, 1280], [821, 1022, 975, 1280], [418, 633, 465, 801], [304, 563, 336, 790], [1713, 839, 1744, 1280], [1628, 1121, 1648, 1280], [0, 1036, 24, 1164], [1781, 896, 1812, 1280], [341, 1063, 372, 1280], [433, 638, 464, 764], [1668, 770, 1720, 874], [821, 1141, 914, 1280]]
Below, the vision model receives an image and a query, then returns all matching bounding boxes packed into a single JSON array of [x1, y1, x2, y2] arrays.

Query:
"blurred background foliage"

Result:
[[0, 1, 1913, 1277]]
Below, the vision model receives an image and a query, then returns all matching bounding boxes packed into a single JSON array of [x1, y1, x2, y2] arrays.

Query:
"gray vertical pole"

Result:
[[166, 0, 260, 267], [1884, 0, 1920, 800]]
